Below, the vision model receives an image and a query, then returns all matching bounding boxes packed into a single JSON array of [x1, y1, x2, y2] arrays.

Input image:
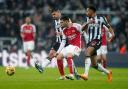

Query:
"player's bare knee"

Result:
[[56, 54, 63, 60], [66, 53, 73, 58]]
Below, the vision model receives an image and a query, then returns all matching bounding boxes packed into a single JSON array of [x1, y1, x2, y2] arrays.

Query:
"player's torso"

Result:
[[63, 26, 81, 48], [54, 20, 63, 43], [22, 24, 35, 41], [86, 16, 103, 42]]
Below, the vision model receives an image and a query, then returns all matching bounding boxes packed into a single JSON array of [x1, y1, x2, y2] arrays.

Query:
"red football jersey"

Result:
[[21, 24, 36, 42], [63, 23, 82, 48]]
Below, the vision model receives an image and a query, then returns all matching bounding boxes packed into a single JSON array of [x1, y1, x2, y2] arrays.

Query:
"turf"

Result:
[[0, 67, 128, 89]]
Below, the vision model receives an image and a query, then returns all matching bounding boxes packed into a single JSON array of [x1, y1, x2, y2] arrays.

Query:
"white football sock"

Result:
[[42, 59, 51, 69], [97, 63, 109, 74], [84, 57, 91, 76]]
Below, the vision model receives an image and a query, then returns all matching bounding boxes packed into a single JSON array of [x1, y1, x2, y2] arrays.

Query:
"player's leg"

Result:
[[92, 54, 112, 82], [101, 46, 108, 68], [101, 54, 107, 68], [65, 45, 81, 80], [23, 41, 31, 67], [26, 50, 31, 67], [35, 42, 63, 74], [27, 41, 35, 67], [79, 46, 94, 80], [65, 53, 75, 80], [79, 39, 102, 80], [43, 43, 64, 70], [42, 49, 56, 68], [56, 53, 65, 80], [35, 48, 56, 73]]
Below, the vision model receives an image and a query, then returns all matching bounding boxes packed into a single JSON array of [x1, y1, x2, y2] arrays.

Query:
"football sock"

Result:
[[57, 59, 65, 76], [84, 57, 91, 76], [67, 57, 74, 75], [26, 51, 31, 66], [94, 63, 109, 74], [42, 59, 51, 68]]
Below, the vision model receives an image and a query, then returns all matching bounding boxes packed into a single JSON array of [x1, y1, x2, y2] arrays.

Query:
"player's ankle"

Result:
[[83, 73, 88, 77]]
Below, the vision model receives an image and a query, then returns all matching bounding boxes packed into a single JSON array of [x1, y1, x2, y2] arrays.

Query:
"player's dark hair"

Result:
[[60, 16, 70, 21], [88, 5, 96, 12], [49, 7, 60, 13]]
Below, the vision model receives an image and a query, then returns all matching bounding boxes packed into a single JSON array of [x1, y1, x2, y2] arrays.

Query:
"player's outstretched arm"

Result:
[[107, 26, 115, 43]]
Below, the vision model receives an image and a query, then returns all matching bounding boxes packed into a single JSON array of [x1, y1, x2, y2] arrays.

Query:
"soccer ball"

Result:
[[5, 66, 15, 76]]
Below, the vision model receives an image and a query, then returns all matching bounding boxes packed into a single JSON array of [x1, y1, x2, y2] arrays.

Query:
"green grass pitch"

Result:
[[0, 67, 128, 89]]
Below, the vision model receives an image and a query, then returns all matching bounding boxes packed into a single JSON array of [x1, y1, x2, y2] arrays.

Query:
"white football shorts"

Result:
[[60, 45, 81, 57], [23, 41, 35, 53], [97, 45, 107, 55]]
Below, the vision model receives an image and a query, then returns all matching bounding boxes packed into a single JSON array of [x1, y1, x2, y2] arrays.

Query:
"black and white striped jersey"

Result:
[[54, 19, 68, 53], [54, 19, 63, 43], [85, 15, 110, 43]]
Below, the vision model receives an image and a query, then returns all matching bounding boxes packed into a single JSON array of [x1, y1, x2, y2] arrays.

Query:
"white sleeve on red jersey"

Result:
[[57, 31, 66, 54], [103, 25, 109, 31], [20, 24, 25, 32], [103, 25, 112, 38], [73, 23, 83, 34], [32, 24, 36, 32]]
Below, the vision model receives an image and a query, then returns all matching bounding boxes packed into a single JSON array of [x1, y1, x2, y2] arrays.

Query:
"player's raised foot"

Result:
[[78, 74, 88, 80], [107, 70, 112, 82], [65, 74, 75, 80], [35, 61, 44, 73], [57, 76, 66, 80]]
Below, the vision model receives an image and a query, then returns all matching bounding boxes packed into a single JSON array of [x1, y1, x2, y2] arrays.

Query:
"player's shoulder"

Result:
[[98, 15, 106, 20], [72, 23, 82, 27]]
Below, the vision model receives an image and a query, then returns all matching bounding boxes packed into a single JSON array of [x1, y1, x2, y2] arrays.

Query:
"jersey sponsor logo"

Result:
[[67, 34, 77, 40], [23, 26, 33, 33], [23, 30, 33, 33]]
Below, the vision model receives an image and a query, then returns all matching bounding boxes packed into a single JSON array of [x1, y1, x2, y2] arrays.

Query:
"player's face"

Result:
[[51, 11, 61, 20], [60, 20, 68, 28], [25, 17, 31, 24], [86, 8, 93, 17]]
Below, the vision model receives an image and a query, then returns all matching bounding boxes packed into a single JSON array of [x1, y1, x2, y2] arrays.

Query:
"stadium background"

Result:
[[0, 0, 128, 67]]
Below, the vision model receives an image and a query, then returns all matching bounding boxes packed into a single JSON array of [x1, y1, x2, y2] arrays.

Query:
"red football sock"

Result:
[[67, 57, 73, 74], [26, 51, 31, 66], [57, 59, 64, 76]]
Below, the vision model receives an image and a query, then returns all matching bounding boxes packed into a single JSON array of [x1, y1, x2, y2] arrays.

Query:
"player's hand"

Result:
[[108, 36, 114, 43]]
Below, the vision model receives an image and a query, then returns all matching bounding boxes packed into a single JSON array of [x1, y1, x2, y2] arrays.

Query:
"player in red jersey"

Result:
[[55, 16, 82, 80], [97, 25, 110, 68], [34, 9, 79, 80], [20, 17, 36, 67]]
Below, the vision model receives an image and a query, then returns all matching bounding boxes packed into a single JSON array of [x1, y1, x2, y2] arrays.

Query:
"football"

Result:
[[5, 66, 15, 76]]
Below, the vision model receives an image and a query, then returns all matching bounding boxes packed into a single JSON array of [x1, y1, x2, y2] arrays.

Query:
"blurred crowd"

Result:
[[0, 0, 128, 53]]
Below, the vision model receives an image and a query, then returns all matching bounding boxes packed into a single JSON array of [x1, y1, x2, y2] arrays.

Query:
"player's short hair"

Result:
[[88, 5, 96, 12], [49, 7, 60, 13], [60, 16, 70, 21]]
